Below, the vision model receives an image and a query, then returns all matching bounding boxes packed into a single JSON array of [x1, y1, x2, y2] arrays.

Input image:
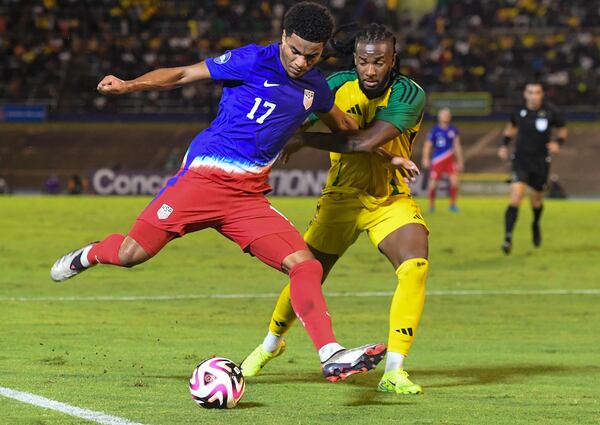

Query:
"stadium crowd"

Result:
[[1, 0, 599, 114]]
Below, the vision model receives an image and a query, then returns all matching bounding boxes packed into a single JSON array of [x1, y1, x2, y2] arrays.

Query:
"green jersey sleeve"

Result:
[[375, 77, 426, 132]]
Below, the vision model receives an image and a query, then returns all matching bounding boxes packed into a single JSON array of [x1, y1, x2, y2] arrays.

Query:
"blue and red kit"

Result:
[[428, 125, 459, 179]]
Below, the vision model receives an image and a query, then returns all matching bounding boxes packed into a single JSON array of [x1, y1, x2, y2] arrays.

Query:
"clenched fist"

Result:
[[97, 75, 130, 95]]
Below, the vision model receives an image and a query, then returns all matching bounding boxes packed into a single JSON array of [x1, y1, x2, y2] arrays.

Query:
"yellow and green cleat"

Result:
[[240, 341, 286, 377], [377, 368, 423, 395]]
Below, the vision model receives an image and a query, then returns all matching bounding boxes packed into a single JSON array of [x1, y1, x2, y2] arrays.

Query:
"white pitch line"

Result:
[[0, 288, 599, 302], [0, 386, 144, 425]]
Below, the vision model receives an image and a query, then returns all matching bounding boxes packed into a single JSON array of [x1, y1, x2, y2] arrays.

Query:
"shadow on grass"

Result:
[[343, 364, 600, 390]]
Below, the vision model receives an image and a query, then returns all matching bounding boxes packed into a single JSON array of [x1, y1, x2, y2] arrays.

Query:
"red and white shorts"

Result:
[[129, 170, 307, 270], [430, 158, 457, 180]]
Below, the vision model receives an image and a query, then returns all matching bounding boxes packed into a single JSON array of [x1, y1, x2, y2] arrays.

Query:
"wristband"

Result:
[[502, 135, 511, 147], [552, 137, 565, 146]]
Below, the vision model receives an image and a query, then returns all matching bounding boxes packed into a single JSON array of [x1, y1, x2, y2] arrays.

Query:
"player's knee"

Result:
[[282, 249, 316, 273], [397, 258, 429, 282], [118, 238, 150, 267]]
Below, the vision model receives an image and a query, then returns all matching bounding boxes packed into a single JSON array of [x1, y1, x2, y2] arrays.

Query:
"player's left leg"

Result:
[[448, 171, 460, 213], [530, 190, 544, 247], [427, 175, 438, 213], [242, 246, 339, 377], [360, 197, 428, 394], [376, 223, 428, 395], [222, 197, 384, 381], [246, 233, 385, 381]]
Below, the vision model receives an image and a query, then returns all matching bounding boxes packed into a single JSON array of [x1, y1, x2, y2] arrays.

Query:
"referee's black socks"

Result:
[[532, 205, 544, 224], [504, 206, 519, 241]]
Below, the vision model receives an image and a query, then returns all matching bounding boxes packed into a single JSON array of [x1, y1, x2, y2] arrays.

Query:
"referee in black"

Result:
[[498, 81, 568, 254]]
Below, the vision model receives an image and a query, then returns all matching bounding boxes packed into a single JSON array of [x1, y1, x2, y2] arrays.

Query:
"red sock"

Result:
[[289, 259, 336, 350], [449, 185, 458, 206], [87, 234, 125, 266], [428, 187, 436, 209]]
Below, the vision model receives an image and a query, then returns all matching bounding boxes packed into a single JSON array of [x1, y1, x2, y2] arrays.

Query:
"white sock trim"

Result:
[[79, 245, 94, 268], [318, 342, 344, 363], [385, 351, 405, 372], [262, 332, 282, 353]]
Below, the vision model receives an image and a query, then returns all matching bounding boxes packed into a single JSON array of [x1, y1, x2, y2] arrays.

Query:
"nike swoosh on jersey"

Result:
[[263, 81, 280, 87]]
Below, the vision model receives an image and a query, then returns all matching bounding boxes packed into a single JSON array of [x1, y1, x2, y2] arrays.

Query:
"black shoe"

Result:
[[532, 223, 541, 247], [501, 240, 512, 255]]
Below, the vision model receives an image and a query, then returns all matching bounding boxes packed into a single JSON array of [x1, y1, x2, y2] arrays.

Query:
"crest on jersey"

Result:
[[214, 51, 231, 65], [520, 109, 527, 117], [535, 118, 548, 132], [303, 89, 314, 110], [157, 204, 173, 220]]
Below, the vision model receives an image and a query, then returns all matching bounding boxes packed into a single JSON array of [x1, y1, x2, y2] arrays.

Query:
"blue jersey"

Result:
[[427, 125, 459, 165], [182, 43, 334, 193]]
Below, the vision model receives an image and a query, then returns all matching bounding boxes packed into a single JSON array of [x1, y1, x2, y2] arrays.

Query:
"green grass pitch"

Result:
[[0, 196, 599, 424]]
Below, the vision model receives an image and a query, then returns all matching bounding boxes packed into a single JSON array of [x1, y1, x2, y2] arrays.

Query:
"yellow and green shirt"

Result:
[[311, 70, 425, 207]]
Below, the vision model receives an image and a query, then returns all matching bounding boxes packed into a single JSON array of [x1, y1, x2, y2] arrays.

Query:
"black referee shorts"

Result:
[[511, 156, 550, 192]]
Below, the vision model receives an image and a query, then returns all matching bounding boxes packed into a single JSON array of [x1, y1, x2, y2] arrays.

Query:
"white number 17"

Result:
[[247, 97, 276, 124]]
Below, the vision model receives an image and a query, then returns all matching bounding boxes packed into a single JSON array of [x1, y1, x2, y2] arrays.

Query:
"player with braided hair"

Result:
[[242, 23, 428, 395]]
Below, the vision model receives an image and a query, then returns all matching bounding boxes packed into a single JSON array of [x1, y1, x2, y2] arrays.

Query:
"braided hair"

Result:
[[324, 23, 398, 72]]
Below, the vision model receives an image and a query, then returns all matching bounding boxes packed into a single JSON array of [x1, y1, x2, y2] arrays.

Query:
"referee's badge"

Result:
[[535, 118, 548, 132], [303, 89, 314, 110]]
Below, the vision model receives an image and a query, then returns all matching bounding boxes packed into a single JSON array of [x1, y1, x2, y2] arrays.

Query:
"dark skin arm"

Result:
[[298, 119, 401, 153], [282, 119, 420, 181]]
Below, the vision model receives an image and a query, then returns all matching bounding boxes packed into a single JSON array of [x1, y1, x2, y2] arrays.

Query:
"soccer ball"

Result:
[[189, 357, 245, 409]]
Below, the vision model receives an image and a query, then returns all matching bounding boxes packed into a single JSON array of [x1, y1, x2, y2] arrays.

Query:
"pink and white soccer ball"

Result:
[[189, 357, 245, 409]]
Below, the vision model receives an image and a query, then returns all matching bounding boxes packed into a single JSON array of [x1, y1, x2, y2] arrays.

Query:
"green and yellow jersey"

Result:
[[311, 69, 425, 207]]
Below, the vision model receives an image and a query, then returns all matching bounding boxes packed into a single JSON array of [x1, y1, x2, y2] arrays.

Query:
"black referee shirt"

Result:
[[509, 103, 566, 160]]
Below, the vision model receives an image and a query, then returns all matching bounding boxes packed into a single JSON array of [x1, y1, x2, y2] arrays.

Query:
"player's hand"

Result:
[[456, 162, 464, 172], [498, 146, 509, 160], [280, 136, 305, 164], [421, 158, 430, 170], [97, 75, 130, 95], [547, 141, 560, 155], [390, 156, 420, 183]]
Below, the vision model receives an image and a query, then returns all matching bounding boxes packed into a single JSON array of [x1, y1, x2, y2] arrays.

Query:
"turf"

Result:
[[0, 196, 599, 425]]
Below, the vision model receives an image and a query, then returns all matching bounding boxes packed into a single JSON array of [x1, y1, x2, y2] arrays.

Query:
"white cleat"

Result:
[[50, 243, 96, 282]]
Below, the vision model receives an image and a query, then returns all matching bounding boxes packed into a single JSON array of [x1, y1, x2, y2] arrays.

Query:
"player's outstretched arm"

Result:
[[317, 105, 359, 132], [97, 62, 211, 95], [296, 119, 401, 154]]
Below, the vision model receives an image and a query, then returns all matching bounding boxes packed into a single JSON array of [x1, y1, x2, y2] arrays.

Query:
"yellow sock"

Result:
[[388, 258, 428, 355], [268, 283, 297, 337]]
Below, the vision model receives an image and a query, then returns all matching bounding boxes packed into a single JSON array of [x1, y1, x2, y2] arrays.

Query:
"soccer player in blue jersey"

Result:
[[50, 2, 385, 382], [421, 107, 464, 213]]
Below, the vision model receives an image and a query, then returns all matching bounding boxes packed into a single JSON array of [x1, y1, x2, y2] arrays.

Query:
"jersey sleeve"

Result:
[[311, 74, 335, 113], [307, 71, 356, 123], [375, 80, 426, 132], [205, 44, 259, 82]]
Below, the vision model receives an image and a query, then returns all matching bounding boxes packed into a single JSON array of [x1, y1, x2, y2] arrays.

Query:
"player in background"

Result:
[[421, 107, 464, 213], [50, 2, 386, 382], [498, 82, 567, 254], [242, 24, 428, 395]]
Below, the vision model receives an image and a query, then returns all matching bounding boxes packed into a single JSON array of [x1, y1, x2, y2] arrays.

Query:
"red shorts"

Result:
[[130, 170, 307, 268], [430, 158, 456, 180]]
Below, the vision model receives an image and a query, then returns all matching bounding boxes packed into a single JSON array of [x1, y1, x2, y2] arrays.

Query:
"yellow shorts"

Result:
[[304, 193, 428, 256]]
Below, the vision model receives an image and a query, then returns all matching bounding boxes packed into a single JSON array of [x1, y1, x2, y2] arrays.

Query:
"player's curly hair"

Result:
[[283, 1, 335, 44]]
